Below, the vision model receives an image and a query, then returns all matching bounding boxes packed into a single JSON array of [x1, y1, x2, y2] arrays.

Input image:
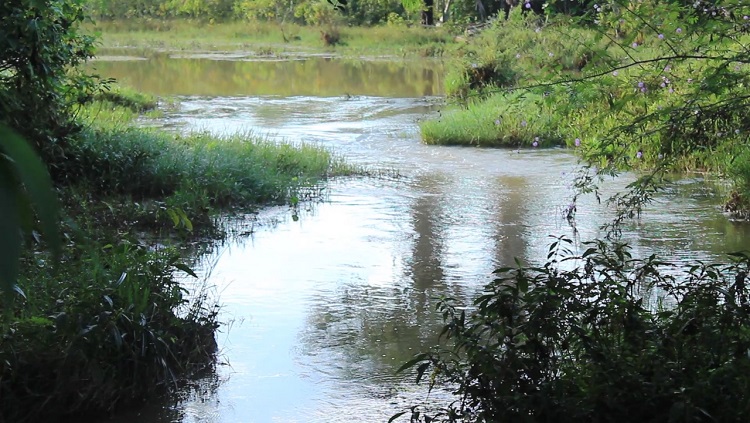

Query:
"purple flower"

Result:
[[575, 138, 581, 146], [525, 2, 531, 8], [744, 15, 749, 20], [612, 70, 619, 76], [636, 151, 643, 159], [532, 141, 539, 147], [676, 27, 682, 33], [668, 88, 674, 93], [660, 82, 666, 88], [664, 65, 671, 72], [637, 81, 644, 88], [521, 120, 527, 127], [658, 33, 664, 39], [495, 119, 501, 125], [632, 42, 638, 48], [640, 87, 647, 93]]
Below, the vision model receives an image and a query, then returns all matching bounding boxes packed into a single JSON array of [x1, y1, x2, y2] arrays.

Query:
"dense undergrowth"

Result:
[[396, 238, 750, 422]]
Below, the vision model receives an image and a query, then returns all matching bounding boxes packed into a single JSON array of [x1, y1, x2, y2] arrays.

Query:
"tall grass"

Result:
[[422, 91, 568, 147], [2, 236, 219, 422], [67, 95, 354, 232], [89, 19, 454, 57]]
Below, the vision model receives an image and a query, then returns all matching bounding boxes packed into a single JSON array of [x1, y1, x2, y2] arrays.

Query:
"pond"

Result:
[[93, 53, 750, 423]]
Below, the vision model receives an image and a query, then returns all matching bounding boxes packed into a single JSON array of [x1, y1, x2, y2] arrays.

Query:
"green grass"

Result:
[[88, 19, 455, 58], [422, 91, 568, 147], [3, 234, 218, 422], [4, 87, 357, 421], [71, 91, 353, 231]]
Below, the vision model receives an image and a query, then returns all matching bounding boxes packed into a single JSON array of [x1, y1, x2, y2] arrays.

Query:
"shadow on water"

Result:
[[96, 55, 750, 423]]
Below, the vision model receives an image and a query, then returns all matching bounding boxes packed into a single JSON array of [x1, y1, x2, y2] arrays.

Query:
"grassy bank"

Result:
[[2, 86, 353, 422], [420, 7, 750, 211], [89, 19, 455, 58]]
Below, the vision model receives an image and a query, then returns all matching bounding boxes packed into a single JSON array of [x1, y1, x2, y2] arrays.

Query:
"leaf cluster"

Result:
[[396, 237, 750, 422]]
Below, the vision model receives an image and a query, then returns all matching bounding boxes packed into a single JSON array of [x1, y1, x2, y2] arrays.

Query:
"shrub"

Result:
[[395, 237, 750, 422]]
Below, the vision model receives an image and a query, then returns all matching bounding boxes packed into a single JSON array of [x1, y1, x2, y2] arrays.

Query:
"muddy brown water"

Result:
[[92, 53, 750, 423]]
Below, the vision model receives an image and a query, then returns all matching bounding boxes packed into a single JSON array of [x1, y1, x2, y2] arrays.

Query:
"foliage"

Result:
[[1, 235, 219, 422], [0, 0, 98, 162], [0, 126, 60, 304], [395, 237, 750, 422], [423, 0, 750, 210]]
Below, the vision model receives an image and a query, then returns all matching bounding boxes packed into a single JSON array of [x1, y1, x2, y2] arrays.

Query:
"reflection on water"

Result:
[[97, 57, 750, 423], [89, 53, 444, 97]]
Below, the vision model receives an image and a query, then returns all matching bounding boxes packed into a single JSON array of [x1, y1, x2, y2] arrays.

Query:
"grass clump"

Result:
[[422, 91, 567, 147], [67, 91, 352, 231], [93, 84, 159, 111], [2, 239, 218, 422]]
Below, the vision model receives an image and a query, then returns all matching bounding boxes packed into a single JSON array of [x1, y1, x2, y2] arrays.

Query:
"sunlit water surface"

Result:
[[94, 54, 750, 423]]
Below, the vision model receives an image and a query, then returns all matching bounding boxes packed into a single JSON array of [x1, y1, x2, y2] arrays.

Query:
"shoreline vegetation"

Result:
[[88, 19, 455, 58], [3, 0, 750, 421], [2, 45, 356, 423]]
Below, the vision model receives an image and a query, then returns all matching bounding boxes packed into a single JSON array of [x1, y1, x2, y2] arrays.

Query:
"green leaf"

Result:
[[415, 362, 430, 384], [0, 125, 61, 299], [0, 174, 22, 302], [172, 262, 198, 278], [396, 353, 429, 374], [388, 411, 407, 423]]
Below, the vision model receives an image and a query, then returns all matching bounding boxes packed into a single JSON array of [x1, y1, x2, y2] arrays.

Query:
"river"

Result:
[[92, 52, 750, 423]]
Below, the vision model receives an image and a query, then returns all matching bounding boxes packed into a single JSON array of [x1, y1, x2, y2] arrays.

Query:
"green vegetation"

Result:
[[84, 0, 473, 26], [396, 238, 750, 422], [395, 1, 750, 422], [91, 19, 454, 57], [421, 2, 750, 207], [1, 1, 352, 421]]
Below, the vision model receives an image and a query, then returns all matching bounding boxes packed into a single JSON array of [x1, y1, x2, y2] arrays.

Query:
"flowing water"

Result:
[[93, 53, 750, 423]]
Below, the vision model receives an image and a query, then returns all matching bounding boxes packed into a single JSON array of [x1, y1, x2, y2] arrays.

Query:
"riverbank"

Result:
[[88, 19, 455, 58], [1, 87, 355, 422], [420, 10, 750, 215]]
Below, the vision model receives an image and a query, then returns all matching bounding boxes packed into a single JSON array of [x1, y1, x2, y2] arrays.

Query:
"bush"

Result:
[[0, 0, 99, 162], [1, 238, 219, 422], [396, 237, 750, 422]]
